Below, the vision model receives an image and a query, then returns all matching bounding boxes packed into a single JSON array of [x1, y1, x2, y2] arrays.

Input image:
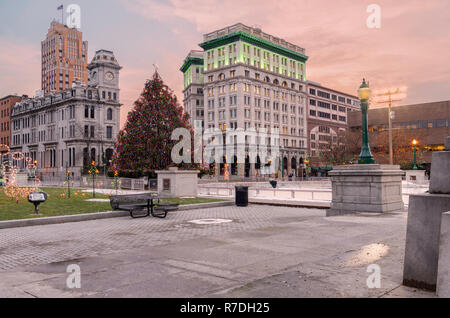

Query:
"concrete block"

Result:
[[403, 194, 450, 291], [429, 151, 450, 194], [156, 168, 200, 198], [437, 212, 450, 297], [405, 170, 427, 183], [327, 164, 404, 216]]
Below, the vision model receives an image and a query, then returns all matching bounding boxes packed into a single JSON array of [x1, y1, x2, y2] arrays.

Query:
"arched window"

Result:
[[282, 81, 287, 87], [264, 76, 270, 83], [273, 79, 279, 85], [107, 108, 113, 121], [218, 73, 225, 80]]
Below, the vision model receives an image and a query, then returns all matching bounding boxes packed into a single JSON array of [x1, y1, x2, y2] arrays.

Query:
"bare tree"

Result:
[[318, 129, 362, 166]]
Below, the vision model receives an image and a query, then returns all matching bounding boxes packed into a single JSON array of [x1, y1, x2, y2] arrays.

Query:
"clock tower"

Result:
[[87, 49, 122, 102]]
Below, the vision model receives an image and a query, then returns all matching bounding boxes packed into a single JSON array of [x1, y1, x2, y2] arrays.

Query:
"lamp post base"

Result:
[[358, 157, 375, 164]]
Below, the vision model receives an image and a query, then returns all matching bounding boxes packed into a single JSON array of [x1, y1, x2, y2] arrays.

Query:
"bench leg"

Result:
[[151, 210, 168, 219], [130, 209, 150, 219]]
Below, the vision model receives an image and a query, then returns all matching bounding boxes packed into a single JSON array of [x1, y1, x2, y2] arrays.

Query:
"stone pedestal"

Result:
[[327, 164, 404, 216], [403, 194, 450, 291], [405, 170, 427, 183], [430, 150, 450, 194], [403, 136, 450, 293], [437, 212, 450, 297], [156, 168, 199, 198]]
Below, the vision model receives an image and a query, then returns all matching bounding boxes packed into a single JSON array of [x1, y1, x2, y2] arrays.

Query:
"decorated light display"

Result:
[[112, 71, 194, 174], [88, 160, 100, 198], [1, 152, 39, 203]]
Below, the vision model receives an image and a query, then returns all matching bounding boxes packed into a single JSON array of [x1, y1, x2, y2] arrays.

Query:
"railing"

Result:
[[119, 178, 145, 191], [198, 185, 332, 202]]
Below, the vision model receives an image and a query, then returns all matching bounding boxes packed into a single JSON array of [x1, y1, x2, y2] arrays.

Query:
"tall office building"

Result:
[[181, 23, 309, 178], [41, 21, 88, 95]]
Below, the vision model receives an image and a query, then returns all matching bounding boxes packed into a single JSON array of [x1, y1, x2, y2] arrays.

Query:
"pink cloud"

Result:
[[121, 0, 450, 106], [0, 36, 40, 97]]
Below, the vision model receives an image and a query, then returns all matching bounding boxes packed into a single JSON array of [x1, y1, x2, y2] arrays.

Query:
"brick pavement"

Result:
[[0, 205, 319, 271]]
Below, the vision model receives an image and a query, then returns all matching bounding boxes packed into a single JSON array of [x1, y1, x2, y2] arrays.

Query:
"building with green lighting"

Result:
[[181, 23, 309, 178]]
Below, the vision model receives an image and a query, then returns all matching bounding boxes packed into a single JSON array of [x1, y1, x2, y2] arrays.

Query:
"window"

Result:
[[84, 106, 89, 118], [107, 108, 113, 121], [106, 126, 112, 139], [318, 101, 330, 109], [90, 125, 94, 138], [90, 106, 95, 119]]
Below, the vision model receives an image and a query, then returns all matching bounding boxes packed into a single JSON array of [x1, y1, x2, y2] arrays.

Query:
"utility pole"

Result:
[[373, 87, 407, 165]]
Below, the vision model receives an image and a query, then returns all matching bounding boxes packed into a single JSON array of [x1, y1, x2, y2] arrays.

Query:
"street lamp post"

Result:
[[412, 139, 418, 170], [357, 79, 375, 164]]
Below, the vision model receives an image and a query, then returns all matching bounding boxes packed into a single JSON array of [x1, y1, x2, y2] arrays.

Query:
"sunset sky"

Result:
[[1, 0, 449, 128]]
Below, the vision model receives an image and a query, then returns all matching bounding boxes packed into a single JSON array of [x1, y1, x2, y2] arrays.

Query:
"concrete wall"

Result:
[[437, 212, 450, 297]]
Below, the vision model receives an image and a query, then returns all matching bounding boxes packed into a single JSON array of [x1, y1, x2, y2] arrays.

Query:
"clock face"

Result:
[[104, 72, 114, 81]]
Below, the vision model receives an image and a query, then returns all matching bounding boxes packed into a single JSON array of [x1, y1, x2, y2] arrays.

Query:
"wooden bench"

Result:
[[110, 194, 179, 219]]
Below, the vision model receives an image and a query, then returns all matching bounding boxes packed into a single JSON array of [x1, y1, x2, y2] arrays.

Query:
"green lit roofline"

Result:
[[199, 30, 309, 63], [180, 57, 204, 73]]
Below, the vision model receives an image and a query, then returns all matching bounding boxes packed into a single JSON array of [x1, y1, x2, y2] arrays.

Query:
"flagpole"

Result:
[[62, 5, 64, 25]]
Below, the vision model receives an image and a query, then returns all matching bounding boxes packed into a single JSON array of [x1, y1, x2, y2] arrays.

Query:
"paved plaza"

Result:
[[0, 205, 434, 298]]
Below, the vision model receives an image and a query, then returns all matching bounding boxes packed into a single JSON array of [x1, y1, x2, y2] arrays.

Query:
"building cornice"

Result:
[[199, 31, 309, 63], [180, 56, 204, 73]]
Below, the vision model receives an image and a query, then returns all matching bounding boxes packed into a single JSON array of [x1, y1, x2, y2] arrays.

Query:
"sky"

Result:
[[1, 0, 450, 128]]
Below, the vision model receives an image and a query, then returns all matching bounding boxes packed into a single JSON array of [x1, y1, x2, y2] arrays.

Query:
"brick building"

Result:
[[306, 81, 360, 161], [0, 95, 25, 147], [348, 100, 450, 164]]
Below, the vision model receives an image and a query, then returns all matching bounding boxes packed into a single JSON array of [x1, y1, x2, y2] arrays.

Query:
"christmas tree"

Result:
[[114, 72, 194, 174]]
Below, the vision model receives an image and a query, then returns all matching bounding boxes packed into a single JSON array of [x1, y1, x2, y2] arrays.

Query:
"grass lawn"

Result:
[[0, 187, 226, 221]]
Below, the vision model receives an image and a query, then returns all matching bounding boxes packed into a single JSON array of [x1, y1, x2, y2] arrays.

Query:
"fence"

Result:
[[198, 184, 332, 202], [12, 172, 146, 191]]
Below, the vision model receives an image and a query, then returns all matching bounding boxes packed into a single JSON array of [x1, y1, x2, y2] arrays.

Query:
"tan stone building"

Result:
[[41, 21, 88, 95]]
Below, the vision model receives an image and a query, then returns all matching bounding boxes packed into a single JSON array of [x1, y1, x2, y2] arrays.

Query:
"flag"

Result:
[[57, 5, 63, 10]]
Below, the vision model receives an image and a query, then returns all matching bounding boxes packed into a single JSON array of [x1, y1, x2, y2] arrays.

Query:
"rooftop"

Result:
[[202, 23, 306, 56]]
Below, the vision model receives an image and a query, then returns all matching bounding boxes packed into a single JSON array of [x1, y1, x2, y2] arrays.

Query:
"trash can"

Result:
[[235, 186, 249, 207]]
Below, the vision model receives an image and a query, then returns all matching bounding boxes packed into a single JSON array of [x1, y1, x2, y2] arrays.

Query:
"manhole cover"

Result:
[[188, 219, 233, 225]]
